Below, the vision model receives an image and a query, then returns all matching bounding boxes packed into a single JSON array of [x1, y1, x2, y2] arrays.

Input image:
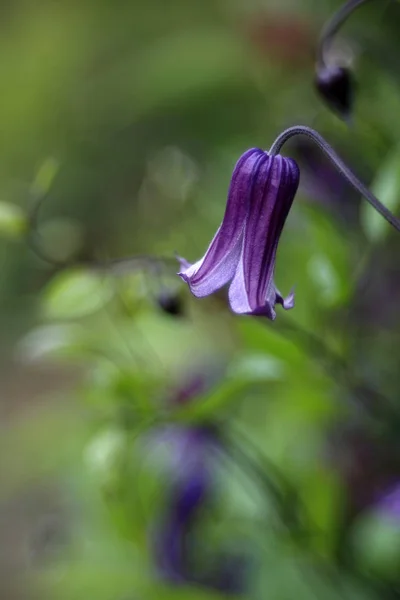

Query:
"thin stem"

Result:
[[28, 222, 175, 274], [276, 315, 400, 425], [218, 426, 307, 538], [269, 125, 400, 234], [27, 186, 176, 274], [27, 177, 178, 275], [317, 0, 373, 68]]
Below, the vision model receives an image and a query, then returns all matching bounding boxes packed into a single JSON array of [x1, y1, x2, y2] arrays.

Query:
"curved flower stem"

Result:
[[269, 125, 400, 233], [317, 0, 373, 68]]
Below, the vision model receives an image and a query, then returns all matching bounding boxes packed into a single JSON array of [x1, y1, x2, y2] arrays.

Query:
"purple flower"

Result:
[[148, 373, 248, 594], [376, 483, 400, 522], [178, 149, 299, 320], [152, 425, 247, 593], [154, 452, 209, 584]]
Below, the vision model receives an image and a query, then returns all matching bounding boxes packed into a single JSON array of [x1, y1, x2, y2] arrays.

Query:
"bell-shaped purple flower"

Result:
[[178, 149, 300, 320]]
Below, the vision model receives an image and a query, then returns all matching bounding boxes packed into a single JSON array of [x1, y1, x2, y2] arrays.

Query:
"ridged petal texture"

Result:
[[179, 149, 300, 319]]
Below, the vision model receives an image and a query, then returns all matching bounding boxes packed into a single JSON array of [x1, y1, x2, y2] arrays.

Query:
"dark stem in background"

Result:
[[269, 126, 400, 233], [317, 0, 373, 68]]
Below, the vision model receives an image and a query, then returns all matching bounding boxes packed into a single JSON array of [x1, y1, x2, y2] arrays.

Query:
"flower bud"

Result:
[[315, 65, 353, 120], [157, 291, 184, 317]]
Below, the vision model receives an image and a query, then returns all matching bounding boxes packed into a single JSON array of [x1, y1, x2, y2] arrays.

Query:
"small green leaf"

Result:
[[0, 201, 27, 238], [32, 157, 60, 196], [84, 429, 125, 482], [304, 206, 351, 306], [43, 268, 114, 319], [173, 379, 247, 423], [361, 148, 400, 242], [308, 254, 340, 306], [17, 323, 84, 362], [228, 353, 285, 381], [172, 354, 284, 423]]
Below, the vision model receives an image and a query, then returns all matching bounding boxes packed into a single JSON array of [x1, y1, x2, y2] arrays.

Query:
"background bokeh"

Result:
[[2, 0, 400, 598]]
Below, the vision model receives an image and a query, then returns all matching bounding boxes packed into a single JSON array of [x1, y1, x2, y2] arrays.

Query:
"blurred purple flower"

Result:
[[178, 148, 299, 320], [153, 428, 210, 583], [153, 424, 246, 593], [328, 423, 400, 523], [376, 483, 400, 521], [150, 375, 247, 594]]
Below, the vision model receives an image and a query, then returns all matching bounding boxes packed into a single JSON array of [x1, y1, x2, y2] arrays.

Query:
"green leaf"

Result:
[[173, 355, 284, 423], [43, 268, 114, 320], [0, 201, 27, 238], [237, 318, 307, 370], [84, 429, 126, 485], [17, 323, 84, 362], [172, 378, 248, 423], [353, 512, 400, 578], [32, 157, 59, 196], [308, 253, 340, 306], [228, 352, 285, 381], [361, 147, 400, 242], [304, 206, 351, 306]]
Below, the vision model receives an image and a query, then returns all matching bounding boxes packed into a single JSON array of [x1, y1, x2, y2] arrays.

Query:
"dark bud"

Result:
[[157, 291, 184, 317], [315, 65, 353, 120]]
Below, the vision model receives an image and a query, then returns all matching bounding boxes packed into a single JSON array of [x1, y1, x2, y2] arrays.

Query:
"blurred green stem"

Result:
[[317, 0, 374, 68], [219, 425, 309, 541], [276, 315, 400, 425]]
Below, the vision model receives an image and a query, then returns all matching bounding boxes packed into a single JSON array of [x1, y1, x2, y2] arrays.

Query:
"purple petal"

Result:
[[229, 154, 299, 317], [178, 149, 267, 297], [276, 287, 295, 310]]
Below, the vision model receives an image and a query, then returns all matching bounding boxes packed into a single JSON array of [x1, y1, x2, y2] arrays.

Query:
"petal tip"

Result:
[[282, 290, 295, 310], [175, 253, 191, 271]]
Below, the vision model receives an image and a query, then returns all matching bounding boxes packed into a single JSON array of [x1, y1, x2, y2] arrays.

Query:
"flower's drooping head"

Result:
[[178, 149, 299, 320], [315, 65, 353, 120]]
